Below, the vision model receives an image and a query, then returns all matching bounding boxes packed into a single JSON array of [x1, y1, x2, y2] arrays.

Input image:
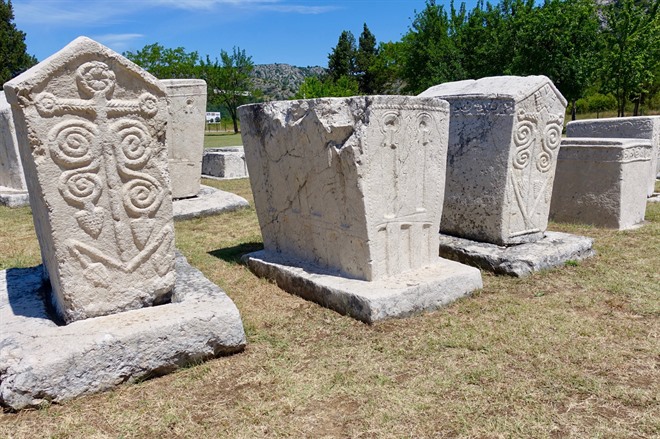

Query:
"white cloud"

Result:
[[91, 33, 144, 52]]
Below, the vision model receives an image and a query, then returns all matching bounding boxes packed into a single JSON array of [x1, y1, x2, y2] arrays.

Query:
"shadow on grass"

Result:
[[208, 242, 264, 265]]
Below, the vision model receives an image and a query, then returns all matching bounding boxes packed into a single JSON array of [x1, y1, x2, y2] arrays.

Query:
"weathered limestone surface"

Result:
[[161, 79, 207, 199], [244, 250, 482, 324], [0, 92, 29, 207], [438, 231, 595, 277], [419, 75, 567, 245], [550, 138, 652, 229], [202, 147, 249, 179], [240, 96, 450, 281], [173, 184, 249, 221], [3, 37, 175, 323], [240, 96, 483, 320], [0, 252, 247, 410], [566, 116, 660, 196]]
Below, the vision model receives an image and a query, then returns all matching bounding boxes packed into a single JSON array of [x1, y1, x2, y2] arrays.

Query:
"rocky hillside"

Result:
[[251, 64, 326, 101]]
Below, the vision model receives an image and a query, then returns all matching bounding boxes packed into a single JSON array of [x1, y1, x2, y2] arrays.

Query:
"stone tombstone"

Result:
[[3, 37, 175, 323], [0, 92, 27, 193], [202, 147, 249, 179], [566, 116, 660, 196], [550, 138, 652, 229], [240, 96, 450, 281], [419, 75, 567, 245], [160, 79, 207, 199]]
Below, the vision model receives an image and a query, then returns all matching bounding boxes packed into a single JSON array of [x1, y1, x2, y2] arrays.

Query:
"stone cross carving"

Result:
[[4, 37, 175, 323]]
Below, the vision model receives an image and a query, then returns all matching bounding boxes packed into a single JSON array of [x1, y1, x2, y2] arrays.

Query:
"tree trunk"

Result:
[[571, 100, 577, 121], [633, 99, 640, 116], [232, 116, 239, 134]]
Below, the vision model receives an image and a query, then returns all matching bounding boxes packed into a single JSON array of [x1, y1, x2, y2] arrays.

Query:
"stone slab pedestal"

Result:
[[243, 250, 483, 324], [172, 185, 249, 221], [202, 147, 249, 180], [0, 188, 29, 207], [0, 252, 247, 410], [437, 231, 595, 277]]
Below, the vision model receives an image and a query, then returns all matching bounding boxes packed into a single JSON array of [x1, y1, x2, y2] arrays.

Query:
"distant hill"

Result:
[[251, 63, 326, 101]]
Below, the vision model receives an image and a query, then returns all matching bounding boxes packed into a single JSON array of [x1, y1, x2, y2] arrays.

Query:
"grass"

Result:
[[1, 179, 658, 438], [204, 132, 243, 149]]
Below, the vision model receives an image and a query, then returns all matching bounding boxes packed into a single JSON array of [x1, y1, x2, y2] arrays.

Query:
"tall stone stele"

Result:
[[161, 79, 207, 199], [240, 96, 450, 281], [3, 37, 176, 323], [419, 76, 567, 245]]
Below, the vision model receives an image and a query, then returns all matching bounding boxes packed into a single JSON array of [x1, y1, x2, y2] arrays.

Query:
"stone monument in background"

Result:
[[420, 76, 594, 276], [161, 78, 207, 199], [565, 116, 660, 196], [0, 92, 29, 207], [550, 138, 652, 229], [240, 96, 482, 323]]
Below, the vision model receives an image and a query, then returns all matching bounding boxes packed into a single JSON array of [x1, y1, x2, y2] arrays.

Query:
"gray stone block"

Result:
[[550, 138, 651, 229], [202, 147, 249, 180], [566, 116, 660, 197], [243, 250, 483, 324], [437, 231, 595, 277], [172, 185, 249, 221], [0, 252, 247, 410], [0, 188, 29, 208]]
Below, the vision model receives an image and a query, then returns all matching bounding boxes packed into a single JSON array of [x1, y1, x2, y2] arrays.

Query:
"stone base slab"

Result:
[[0, 252, 247, 410], [438, 231, 595, 277], [243, 250, 483, 324], [0, 188, 29, 208], [173, 185, 249, 221], [649, 193, 660, 203]]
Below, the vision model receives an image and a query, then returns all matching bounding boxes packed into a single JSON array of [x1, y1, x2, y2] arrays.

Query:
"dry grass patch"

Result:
[[1, 179, 658, 438]]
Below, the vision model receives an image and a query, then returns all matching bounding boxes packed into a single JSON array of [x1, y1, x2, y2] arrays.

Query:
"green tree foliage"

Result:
[[598, 0, 660, 116], [200, 47, 255, 133], [512, 0, 601, 120], [370, 41, 406, 94], [327, 30, 357, 81], [123, 43, 200, 79], [356, 23, 378, 94], [294, 75, 359, 99], [400, 0, 465, 94], [0, 0, 36, 85]]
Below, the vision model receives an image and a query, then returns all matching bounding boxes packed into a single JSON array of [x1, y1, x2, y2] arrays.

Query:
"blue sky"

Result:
[[13, 0, 478, 68]]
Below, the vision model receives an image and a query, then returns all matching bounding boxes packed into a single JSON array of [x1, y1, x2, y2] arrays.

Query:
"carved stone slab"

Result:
[[566, 116, 660, 195], [161, 79, 207, 199], [3, 37, 175, 323], [239, 96, 450, 282], [419, 76, 567, 245], [0, 92, 29, 207], [550, 138, 652, 229]]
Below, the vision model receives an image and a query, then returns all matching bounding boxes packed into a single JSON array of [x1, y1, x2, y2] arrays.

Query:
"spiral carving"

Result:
[[76, 61, 116, 98], [139, 93, 159, 117], [122, 177, 164, 217], [48, 119, 99, 168], [513, 120, 535, 169], [545, 123, 561, 150], [111, 119, 153, 169], [60, 171, 103, 208]]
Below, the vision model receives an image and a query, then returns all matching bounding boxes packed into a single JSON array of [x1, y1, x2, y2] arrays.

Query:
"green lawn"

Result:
[[204, 132, 243, 149], [1, 179, 658, 437]]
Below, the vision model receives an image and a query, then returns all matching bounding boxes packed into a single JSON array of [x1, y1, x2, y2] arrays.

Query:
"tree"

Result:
[[327, 31, 357, 81], [294, 75, 359, 99], [0, 0, 36, 85], [356, 23, 378, 94], [513, 0, 601, 120], [124, 43, 200, 79], [370, 41, 406, 94], [598, 0, 660, 116], [200, 47, 255, 134], [400, 0, 465, 94]]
